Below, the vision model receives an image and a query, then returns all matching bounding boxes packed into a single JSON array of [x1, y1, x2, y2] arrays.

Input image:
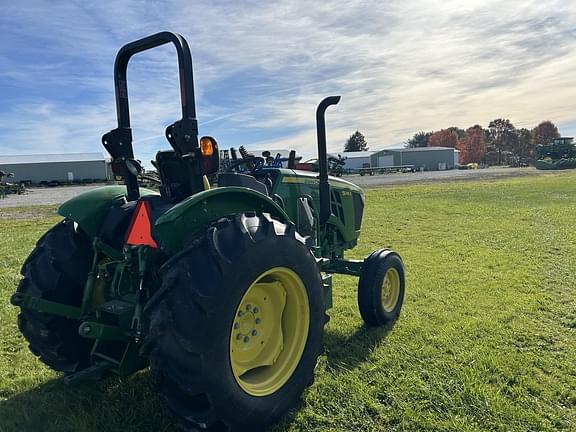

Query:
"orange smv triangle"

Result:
[[125, 201, 158, 248]]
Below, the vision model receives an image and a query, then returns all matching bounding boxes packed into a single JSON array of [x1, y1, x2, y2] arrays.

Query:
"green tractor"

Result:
[[11, 32, 405, 431], [0, 171, 25, 197]]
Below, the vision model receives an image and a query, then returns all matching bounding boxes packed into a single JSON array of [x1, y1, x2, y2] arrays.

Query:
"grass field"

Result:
[[1, 172, 575, 431]]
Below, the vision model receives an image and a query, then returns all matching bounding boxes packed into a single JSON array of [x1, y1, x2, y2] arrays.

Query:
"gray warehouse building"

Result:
[[0, 153, 110, 184], [370, 147, 459, 171]]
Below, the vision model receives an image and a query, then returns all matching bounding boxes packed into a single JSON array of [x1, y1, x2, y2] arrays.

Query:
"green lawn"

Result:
[[1, 173, 575, 432]]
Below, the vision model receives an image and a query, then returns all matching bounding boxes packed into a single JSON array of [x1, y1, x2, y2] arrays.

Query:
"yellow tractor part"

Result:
[[381, 267, 401, 312], [229, 267, 310, 397]]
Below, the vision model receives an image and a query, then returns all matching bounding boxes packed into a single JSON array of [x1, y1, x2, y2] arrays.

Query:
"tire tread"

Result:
[[16, 220, 93, 373]]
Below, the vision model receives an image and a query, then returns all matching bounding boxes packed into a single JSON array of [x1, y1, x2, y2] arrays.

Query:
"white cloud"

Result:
[[1, 0, 576, 164]]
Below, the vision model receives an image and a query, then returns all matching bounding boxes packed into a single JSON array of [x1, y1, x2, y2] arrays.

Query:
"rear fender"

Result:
[[154, 187, 290, 253], [58, 186, 158, 237]]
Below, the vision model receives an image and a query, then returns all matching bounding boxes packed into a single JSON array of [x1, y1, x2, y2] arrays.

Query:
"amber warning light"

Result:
[[200, 137, 214, 156], [125, 201, 158, 248]]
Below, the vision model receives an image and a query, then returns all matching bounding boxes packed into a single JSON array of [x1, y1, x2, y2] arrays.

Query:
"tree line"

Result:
[[405, 120, 561, 165]]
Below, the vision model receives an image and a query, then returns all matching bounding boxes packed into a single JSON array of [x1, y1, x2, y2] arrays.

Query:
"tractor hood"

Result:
[[283, 169, 364, 193]]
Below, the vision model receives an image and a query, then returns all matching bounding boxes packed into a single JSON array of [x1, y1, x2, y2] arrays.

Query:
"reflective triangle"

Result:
[[125, 201, 158, 248]]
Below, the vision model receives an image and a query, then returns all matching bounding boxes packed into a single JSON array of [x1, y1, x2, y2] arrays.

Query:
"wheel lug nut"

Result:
[[238, 311, 244, 317], [251, 330, 257, 336], [234, 323, 239, 329], [236, 334, 242, 340], [244, 336, 250, 343], [255, 318, 261, 324], [253, 307, 259, 313], [246, 304, 252, 311]]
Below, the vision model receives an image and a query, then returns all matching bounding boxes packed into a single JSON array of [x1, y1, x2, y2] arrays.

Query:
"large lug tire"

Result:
[[358, 249, 405, 326], [16, 219, 94, 373], [144, 213, 325, 432]]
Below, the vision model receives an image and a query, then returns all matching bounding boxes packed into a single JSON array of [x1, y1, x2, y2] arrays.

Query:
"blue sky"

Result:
[[1, 0, 576, 166]]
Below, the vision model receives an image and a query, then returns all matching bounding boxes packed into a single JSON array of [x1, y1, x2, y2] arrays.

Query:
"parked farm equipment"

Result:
[[0, 170, 25, 198], [11, 32, 406, 431], [295, 154, 347, 176], [357, 165, 416, 176], [535, 137, 576, 170]]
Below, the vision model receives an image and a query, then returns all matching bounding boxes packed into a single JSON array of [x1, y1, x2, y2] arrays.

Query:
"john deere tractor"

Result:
[[11, 32, 405, 431]]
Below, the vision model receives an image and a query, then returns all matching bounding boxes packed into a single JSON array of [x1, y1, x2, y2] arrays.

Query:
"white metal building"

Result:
[[334, 151, 375, 169], [0, 153, 110, 183]]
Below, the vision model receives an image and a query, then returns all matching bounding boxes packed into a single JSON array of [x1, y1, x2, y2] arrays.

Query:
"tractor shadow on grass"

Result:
[[323, 324, 394, 371], [0, 371, 173, 432], [0, 326, 392, 432]]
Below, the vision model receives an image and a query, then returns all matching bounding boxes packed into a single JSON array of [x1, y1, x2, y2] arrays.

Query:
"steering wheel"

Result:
[[227, 156, 265, 174]]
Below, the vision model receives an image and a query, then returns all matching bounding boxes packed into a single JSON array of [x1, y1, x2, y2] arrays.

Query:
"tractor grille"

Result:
[[331, 190, 345, 225], [352, 192, 364, 231]]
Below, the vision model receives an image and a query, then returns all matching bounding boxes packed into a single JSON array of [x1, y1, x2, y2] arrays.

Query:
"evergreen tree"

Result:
[[344, 131, 369, 152], [406, 131, 432, 148], [448, 126, 466, 140]]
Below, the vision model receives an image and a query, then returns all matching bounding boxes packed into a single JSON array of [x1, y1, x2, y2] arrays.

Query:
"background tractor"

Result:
[[11, 32, 406, 432], [294, 154, 347, 176], [0, 170, 25, 197]]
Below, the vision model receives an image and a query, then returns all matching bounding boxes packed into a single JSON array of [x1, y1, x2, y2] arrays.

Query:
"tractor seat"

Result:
[[218, 172, 268, 195], [155, 150, 198, 201]]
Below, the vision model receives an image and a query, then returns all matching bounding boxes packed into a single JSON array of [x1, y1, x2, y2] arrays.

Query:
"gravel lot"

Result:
[[0, 167, 546, 209], [0, 185, 101, 208]]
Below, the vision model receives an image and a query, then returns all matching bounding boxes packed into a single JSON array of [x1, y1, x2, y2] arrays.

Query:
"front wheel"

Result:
[[357, 249, 405, 326], [144, 213, 325, 431]]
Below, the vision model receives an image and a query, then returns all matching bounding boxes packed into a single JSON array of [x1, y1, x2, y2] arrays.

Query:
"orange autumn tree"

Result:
[[459, 125, 486, 164], [428, 129, 459, 149]]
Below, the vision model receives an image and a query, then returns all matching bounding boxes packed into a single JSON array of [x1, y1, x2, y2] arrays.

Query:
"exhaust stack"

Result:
[[316, 96, 341, 225]]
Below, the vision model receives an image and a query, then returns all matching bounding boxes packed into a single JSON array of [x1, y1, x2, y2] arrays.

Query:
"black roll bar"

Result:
[[102, 31, 198, 201], [113, 31, 197, 128]]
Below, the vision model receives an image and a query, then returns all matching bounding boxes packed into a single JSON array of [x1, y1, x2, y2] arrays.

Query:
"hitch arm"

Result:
[[10, 293, 82, 319]]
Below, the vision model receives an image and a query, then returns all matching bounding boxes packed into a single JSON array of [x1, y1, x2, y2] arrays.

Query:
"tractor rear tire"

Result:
[[144, 213, 324, 432], [16, 219, 94, 373], [358, 249, 405, 326]]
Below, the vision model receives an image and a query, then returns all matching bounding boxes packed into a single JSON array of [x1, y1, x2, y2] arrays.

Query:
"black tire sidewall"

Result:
[[149, 216, 325, 430], [205, 235, 323, 418], [358, 251, 405, 326], [17, 219, 94, 372]]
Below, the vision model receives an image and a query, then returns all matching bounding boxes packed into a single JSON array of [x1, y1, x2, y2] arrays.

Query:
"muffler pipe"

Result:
[[316, 96, 341, 225]]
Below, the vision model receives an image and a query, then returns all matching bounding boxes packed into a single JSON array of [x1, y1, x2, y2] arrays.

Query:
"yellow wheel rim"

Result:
[[381, 268, 400, 312], [229, 267, 309, 397]]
